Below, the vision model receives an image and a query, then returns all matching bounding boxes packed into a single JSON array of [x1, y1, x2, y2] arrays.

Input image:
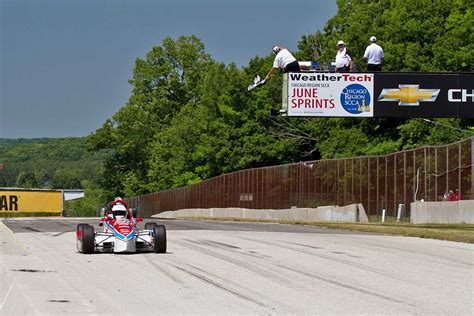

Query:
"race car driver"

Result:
[[107, 197, 128, 219]]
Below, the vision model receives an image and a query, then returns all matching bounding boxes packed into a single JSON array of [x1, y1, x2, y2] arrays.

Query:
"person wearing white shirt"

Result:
[[363, 36, 384, 71], [335, 40, 354, 72], [264, 45, 300, 81]]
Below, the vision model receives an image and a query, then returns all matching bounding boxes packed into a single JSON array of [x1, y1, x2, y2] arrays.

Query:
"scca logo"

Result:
[[0, 195, 19, 211], [340, 84, 371, 114]]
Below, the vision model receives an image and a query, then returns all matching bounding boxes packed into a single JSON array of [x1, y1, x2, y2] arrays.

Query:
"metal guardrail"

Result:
[[128, 137, 473, 218]]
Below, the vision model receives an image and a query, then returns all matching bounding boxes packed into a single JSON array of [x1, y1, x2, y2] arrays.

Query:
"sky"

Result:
[[0, 0, 337, 139]]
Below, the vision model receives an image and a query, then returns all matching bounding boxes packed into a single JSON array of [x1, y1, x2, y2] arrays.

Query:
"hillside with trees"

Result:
[[87, 0, 472, 200], [0, 137, 110, 189]]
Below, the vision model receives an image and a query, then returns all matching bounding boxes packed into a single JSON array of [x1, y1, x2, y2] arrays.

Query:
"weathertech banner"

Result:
[[282, 72, 473, 118], [286, 73, 374, 117], [374, 72, 474, 117]]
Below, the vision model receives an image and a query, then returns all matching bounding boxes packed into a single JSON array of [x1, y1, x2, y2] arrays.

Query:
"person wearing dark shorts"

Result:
[[284, 60, 300, 73], [364, 36, 384, 71], [367, 63, 382, 71], [264, 45, 300, 81]]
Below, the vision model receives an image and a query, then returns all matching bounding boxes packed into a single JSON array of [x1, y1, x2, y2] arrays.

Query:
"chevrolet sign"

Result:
[[378, 84, 440, 106]]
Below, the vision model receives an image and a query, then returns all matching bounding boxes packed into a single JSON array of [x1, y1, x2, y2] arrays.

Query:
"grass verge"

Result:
[[177, 216, 474, 244]]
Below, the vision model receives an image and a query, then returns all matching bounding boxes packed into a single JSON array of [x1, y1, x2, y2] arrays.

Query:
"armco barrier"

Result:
[[154, 204, 362, 222]]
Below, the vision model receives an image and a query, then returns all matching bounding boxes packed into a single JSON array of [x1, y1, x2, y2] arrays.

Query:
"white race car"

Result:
[[76, 199, 166, 254]]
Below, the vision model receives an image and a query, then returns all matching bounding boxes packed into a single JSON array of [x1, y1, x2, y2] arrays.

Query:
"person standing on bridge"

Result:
[[334, 40, 354, 72], [363, 36, 384, 71], [264, 45, 300, 82]]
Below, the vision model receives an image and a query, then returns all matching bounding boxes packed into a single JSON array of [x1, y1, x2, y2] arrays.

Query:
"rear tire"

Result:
[[77, 224, 95, 254], [153, 225, 167, 253]]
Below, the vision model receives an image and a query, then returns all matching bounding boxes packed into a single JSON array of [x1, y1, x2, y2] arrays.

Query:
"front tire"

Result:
[[77, 224, 95, 254], [144, 222, 157, 231], [76, 224, 88, 253], [153, 225, 167, 253]]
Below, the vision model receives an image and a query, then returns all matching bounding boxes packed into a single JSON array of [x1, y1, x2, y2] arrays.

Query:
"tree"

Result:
[[16, 171, 39, 188], [88, 35, 212, 195], [311, 0, 472, 72], [51, 169, 83, 189]]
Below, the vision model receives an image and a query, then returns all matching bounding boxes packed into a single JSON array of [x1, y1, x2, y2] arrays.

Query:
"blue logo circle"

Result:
[[340, 84, 371, 114]]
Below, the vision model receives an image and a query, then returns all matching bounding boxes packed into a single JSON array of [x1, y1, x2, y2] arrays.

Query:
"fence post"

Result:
[[446, 146, 449, 196], [458, 142, 461, 199], [394, 154, 397, 217], [368, 158, 370, 217], [472, 138, 474, 199], [435, 147, 438, 201], [376, 157, 379, 216], [403, 151, 407, 213]]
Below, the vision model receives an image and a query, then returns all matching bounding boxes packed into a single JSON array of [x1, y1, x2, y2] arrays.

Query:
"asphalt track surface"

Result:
[[1, 218, 473, 315]]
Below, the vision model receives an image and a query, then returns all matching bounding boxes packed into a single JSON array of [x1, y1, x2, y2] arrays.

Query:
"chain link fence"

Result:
[[128, 137, 473, 218]]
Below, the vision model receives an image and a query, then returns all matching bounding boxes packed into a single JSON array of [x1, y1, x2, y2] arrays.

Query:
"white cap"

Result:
[[272, 45, 281, 54], [370, 36, 377, 42], [337, 40, 345, 46]]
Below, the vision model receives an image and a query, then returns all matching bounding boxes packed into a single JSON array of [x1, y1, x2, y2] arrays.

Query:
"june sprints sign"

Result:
[[284, 73, 374, 117]]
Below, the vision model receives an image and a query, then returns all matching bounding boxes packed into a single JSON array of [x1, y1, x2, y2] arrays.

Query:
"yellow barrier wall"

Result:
[[0, 191, 62, 212]]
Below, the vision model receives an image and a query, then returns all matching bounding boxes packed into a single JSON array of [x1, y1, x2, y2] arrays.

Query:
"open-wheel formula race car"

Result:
[[76, 198, 166, 254]]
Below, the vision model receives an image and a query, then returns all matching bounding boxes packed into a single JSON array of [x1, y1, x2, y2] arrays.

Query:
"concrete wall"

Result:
[[357, 204, 369, 223], [155, 204, 362, 222], [410, 200, 474, 224]]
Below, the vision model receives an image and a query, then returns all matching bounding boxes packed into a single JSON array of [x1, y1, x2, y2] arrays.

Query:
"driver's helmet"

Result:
[[111, 203, 127, 219]]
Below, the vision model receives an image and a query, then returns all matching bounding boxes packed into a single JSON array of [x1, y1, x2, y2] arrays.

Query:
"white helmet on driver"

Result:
[[112, 204, 127, 218]]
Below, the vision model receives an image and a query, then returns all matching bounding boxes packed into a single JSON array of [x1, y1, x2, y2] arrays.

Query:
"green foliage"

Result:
[[309, 0, 472, 72], [0, 137, 109, 190], [64, 180, 107, 217], [362, 139, 401, 156], [89, 35, 213, 196], [398, 118, 471, 149], [51, 169, 84, 189], [16, 171, 39, 188]]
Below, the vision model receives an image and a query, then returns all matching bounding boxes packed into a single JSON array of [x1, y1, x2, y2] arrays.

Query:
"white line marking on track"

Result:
[[0, 282, 15, 311]]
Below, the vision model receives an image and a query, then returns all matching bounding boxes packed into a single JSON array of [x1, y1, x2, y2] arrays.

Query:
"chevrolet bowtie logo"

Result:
[[378, 85, 440, 106]]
